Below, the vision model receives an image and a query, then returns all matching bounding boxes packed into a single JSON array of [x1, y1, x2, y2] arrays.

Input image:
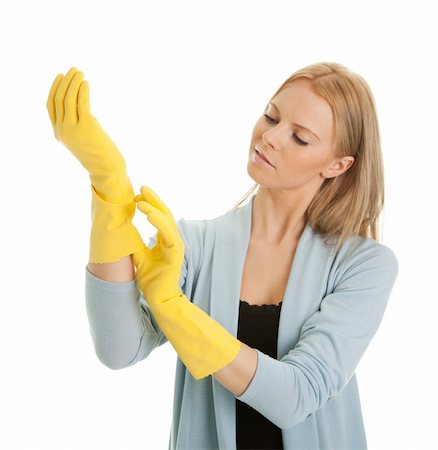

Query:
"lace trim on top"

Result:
[[239, 299, 283, 311]]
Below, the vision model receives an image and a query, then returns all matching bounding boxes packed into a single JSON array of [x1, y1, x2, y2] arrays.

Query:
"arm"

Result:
[[85, 226, 188, 370], [46, 67, 144, 265], [85, 265, 168, 370], [87, 254, 136, 283], [212, 342, 258, 396], [216, 244, 399, 429]]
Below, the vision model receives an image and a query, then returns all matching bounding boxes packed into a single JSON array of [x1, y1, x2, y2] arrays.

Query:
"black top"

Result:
[[236, 299, 284, 450]]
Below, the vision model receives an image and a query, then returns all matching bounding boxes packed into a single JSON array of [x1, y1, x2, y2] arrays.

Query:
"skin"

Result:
[[212, 78, 355, 397], [248, 77, 355, 246]]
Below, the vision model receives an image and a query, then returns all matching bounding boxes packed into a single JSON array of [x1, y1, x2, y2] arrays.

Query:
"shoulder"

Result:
[[349, 236, 398, 271], [330, 234, 399, 287]]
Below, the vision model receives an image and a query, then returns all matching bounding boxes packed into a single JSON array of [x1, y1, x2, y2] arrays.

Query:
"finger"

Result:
[[139, 185, 175, 219], [137, 186, 180, 239], [54, 66, 78, 125], [46, 73, 64, 128], [136, 201, 177, 248], [132, 246, 153, 272], [77, 80, 90, 119], [136, 199, 155, 216], [132, 251, 143, 270], [64, 71, 84, 125]]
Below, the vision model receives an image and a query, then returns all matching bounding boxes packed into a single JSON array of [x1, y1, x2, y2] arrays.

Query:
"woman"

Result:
[[47, 63, 399, 449]]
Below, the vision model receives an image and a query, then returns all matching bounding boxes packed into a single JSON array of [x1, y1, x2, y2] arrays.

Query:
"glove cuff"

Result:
[[148, 293, 242, 380], [88, 184, 145, 263]]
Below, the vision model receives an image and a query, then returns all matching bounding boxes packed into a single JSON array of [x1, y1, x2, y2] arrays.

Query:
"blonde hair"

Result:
[[228, 62, 387, 252]]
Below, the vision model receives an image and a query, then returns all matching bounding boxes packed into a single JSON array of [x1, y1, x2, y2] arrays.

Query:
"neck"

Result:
[[251, 188, 310, 246]]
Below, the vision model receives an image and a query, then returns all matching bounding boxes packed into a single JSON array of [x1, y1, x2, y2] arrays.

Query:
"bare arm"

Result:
[[87, 254, 136, 282], [212, 342, 258, 396]]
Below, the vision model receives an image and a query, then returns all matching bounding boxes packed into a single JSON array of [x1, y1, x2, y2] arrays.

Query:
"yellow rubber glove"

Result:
[[132, 186, 241, 380], [46, 66, 144, 263]]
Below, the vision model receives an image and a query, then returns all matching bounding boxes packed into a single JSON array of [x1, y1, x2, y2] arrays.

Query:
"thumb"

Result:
[[136, 201, 177, 248], [132, 245, 151, 271]]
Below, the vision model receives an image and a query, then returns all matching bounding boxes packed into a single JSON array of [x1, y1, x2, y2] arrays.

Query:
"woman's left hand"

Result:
[[132, 185, 185, 306], [132, 185, 242, 380]]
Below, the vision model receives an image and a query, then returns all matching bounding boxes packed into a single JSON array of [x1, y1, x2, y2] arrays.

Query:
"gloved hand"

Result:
[[132, 186, 241, 380], [46, 66, 144, 263]]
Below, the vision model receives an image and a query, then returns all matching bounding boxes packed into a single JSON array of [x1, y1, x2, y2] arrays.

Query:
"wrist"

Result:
[[89, 166, 134, 204], [147, 289, 184, 307], [88, 185, 145, 263]]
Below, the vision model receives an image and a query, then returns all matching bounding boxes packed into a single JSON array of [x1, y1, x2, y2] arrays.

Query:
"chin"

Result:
[[247, 163, 265, 184]]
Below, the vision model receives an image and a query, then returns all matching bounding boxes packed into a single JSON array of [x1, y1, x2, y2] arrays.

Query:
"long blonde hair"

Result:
[[228, 62, 386, 252]]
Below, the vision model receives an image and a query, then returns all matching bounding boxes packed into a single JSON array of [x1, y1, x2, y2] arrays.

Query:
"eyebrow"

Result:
[[269, 101, 320, 141]]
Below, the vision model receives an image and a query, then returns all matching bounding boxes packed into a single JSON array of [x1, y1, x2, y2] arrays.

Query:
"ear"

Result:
[[322, 156, 355, 179]]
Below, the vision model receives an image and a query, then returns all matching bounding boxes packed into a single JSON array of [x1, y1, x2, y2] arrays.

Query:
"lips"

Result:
[[255, 148, 274, 167]]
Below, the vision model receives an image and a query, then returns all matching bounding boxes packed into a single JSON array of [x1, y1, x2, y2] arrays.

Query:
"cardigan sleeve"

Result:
[[234, 242, 399, 429], [85, 218, 189, 370]]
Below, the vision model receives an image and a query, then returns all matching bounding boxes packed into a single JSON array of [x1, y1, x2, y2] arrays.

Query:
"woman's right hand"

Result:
[[46, 66, 126, 176]]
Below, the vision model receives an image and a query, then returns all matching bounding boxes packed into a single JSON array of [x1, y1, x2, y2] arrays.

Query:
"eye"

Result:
[[263, 113, 309, 146]]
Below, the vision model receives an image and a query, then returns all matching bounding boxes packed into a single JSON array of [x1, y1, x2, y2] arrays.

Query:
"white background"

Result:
[[0, 0, 435, 449]]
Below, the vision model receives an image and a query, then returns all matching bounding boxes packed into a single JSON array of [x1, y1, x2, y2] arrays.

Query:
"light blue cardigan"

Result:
[[85, 193, 399, 450]]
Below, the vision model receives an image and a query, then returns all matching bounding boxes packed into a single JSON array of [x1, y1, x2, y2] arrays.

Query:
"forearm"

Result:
[[87, 254, 136, 282], [212, 342, 258, 396], [85, 265, 168, 369]]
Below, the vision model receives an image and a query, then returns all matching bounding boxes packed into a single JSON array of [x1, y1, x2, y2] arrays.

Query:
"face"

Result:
[[247, 78, 354, 192]]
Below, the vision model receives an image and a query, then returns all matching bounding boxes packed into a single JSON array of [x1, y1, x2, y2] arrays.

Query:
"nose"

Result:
[[262, 127, 282, 152]]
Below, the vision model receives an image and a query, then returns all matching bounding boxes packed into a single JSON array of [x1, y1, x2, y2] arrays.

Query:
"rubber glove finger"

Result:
[[54, 67, 78, 125], [135, 189, 167, 213], [132, 246, 154, 274], [65, 71, 84, 126], [139, 185, 175, 220], [46, 73, 64, 128], [132, 250, 143, 272], [136, 187, 182, 242], [78, 80, 90, 119], [140, 186, 183, 241], [135, 186, 168, 214], [136, 201, 177, 249], [135, 187, 181, 243]]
